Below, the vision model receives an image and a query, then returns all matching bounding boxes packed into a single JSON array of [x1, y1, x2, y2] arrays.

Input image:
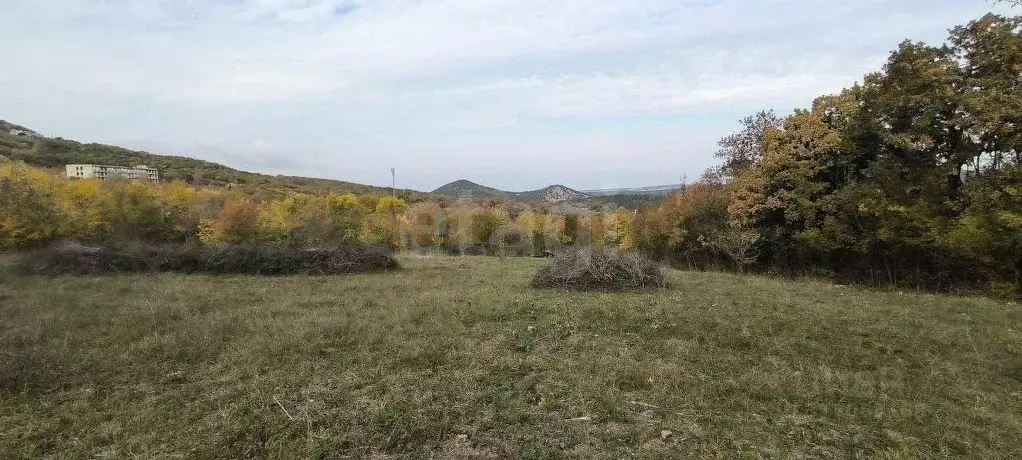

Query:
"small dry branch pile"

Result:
[[531, 247, 666, 291]]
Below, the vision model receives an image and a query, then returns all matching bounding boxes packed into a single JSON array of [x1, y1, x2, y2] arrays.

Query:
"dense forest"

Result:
[[1, 13, 1019, 296]]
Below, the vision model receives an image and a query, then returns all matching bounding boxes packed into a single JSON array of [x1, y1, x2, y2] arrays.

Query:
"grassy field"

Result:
[[1, 256, 1020, 459]]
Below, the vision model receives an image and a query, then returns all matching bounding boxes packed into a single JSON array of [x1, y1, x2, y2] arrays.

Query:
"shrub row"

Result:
[[16, 242, 398, 276]]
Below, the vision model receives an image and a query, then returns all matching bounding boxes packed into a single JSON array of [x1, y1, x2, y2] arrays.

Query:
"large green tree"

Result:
[[723, 13, 1021, 292]]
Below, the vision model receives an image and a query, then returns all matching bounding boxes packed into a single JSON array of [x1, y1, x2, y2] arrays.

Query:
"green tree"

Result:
[[102, 181, 173, 242], [711, 110, 783, 182]]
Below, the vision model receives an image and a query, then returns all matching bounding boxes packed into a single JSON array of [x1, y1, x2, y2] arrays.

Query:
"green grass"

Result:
[[1, 256, 1020, 459]]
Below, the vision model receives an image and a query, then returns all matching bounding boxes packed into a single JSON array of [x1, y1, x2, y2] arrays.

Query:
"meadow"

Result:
[[1, 256, 1020, 459]]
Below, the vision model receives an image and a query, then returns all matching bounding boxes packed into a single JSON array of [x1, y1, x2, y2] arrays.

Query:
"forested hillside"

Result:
[[0, 128, 429, 201]]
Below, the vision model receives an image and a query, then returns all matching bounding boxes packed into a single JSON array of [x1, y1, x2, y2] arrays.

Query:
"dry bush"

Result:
[[489, 224, 531, 257], [531, 247, 667, 291], [16, 241, 398, 276]]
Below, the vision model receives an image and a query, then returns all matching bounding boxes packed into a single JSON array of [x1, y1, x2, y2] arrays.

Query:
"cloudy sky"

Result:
[[0, 1, 1011, 191]]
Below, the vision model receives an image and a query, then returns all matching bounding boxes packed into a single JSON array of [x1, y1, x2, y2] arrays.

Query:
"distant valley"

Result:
[[582, 184, 683, 196]]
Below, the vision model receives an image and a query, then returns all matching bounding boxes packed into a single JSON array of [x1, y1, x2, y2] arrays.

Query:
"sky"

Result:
[[0, 1, 1013, 192]]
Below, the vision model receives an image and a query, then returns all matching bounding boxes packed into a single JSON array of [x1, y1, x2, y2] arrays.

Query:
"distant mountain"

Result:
[[583, 184, 684, 196], [431, 179, 508, 199], [0, 119, 430, 200], [432, 180, 589, 204], [513, 185, 588, 203]]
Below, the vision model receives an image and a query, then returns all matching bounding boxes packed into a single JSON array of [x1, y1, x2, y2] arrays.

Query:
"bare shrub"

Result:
[[700, 222, 760, 271], [16, 241, 398, 276], [531, 247, 667, 291]]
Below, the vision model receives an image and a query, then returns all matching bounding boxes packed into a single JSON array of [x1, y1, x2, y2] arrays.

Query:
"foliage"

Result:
[[363, 196, 409, 250], [559, 213, 580, 245], [658, 183, 731, 268], [408, 202, 443, 248], [203, 200, 261, 245], [711, 110, 784, 182], [700, 222, 760, 271], [516, 210, 556, 256], [468, 206, 508, 250], [608, 207, 634, 247], [488, 224, 532, 257], [653, 13, 1022, 295]]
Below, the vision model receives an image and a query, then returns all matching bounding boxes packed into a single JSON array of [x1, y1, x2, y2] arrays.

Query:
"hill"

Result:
[[432, 180, 589, 204], [512, 184, 588, 203], [431, 179, 508, 200], [0, 120, 430, 201], [0, 120, 40, 136]]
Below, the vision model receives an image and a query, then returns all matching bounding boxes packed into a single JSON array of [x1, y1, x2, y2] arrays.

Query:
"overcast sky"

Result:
[[0, 1, 1011, 191]]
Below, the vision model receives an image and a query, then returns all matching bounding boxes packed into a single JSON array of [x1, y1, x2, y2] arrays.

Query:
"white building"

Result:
[[65, 164, 160, 183], [8, 128, 41, 137]]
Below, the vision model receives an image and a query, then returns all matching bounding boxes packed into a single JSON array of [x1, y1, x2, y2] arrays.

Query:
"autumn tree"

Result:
[[609, 207, 634, 248], [102, 181, 173, 242], [517, 210, 554, 255], [0, 163, 64, 248], [201, 199, 261, 244], [717, 13, 1022, 291], [468, 207, 508, 250], [364, 196, 408, 249], [712, 110, 784, 182], [659, 182, 731, 267], [408, 202, 442, 248], [559, 214, 580, 245]]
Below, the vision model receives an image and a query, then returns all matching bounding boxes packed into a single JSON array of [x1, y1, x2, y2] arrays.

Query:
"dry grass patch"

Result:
[[1, 256, 1020, 458]]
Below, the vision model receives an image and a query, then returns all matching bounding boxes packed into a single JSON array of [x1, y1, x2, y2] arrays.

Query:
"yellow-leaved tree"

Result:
[[364, 196, 408, 249], [0, 163, 65, 249], [609, 207, 634, 249]]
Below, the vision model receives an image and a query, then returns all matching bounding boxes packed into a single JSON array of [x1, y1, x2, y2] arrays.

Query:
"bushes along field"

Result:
[[15, 242, 398, 276]]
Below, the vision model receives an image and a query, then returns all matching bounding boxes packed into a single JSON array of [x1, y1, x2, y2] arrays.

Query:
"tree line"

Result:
[[0, 160, 643, 256], [649, 13, 1021, 295], [1, 13, 1018, 295]]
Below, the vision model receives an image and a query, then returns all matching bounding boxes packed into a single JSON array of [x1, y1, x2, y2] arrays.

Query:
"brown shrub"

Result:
[[489, 224, 532, 257], [16, 241, 398, 276], [531, 247, 667, 291]]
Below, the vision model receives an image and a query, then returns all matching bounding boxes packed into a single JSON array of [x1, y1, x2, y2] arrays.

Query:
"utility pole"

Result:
[[391, 168, 396, 197]]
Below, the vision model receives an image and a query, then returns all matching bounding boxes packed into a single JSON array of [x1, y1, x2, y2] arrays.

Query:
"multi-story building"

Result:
[[65, 164, 160, 183]]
